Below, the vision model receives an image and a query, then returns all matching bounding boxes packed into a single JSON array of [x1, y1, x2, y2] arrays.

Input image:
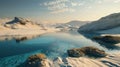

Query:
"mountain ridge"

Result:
[[78, 12, 120, 33]]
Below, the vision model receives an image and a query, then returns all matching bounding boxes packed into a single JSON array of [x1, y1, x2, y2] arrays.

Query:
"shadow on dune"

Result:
[[101, 60, 119, 67], [79, 32, 120, 50]]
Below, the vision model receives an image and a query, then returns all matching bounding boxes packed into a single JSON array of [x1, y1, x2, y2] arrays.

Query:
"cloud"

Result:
[[71, 2, 84, 7], [43, 0, 69, 6], [114, 0, 120, 3], [40, 0, 120, 14], [101, 0, 120, 3], [40, 0, 84, 14], [97, 0, 103, 4], [50, 8, 75, 14], [47, 3, 68, 10]]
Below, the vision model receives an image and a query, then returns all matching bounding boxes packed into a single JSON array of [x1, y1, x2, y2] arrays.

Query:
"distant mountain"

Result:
[[55, 20, 90, 28], [66, 20, 90, 27], [78, 12, 120, 33]]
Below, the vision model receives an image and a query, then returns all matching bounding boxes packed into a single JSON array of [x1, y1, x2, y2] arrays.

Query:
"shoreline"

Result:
[[0, 28, 59, 36]]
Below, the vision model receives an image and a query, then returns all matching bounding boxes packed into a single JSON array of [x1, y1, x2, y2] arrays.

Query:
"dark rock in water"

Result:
[[67, 48, 85, 57], [67, 46, 107, 58], [93, 36, 120, 44], [15, 37, 27, 43], [24, 53, 51, 67]]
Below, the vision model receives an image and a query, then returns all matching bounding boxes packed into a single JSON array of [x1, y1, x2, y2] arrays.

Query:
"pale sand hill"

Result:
[[0, 22, 59, 39], [8, 22, 41, 29], [52, 54, 120, 67], [0, 27, 58, 36], [99, 54, 120, 67], [64, 57, 107, 67], [0, 25, 10, 30], [66, 55, 120, 67], [0, 17, 59, 36]]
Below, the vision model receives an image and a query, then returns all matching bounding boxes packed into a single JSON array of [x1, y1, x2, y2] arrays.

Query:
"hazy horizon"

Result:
[[0, 0, 120, 23]]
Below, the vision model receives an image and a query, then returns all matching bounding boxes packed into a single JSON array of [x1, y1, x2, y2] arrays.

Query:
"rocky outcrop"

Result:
[[3, 17, 41, 29], [25, 54, 52, 67], [67, 46, 107, 58], [6, 17, 31, 25], [67, 48, 85, 57], [15, 37, 28, 43], [16, 52, 120, 67], [93, 36, 120, 43]]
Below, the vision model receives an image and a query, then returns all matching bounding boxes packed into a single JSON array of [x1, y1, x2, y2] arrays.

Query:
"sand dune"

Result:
[[31, 53, 120, 67], [0, 17, 59, 36], [51, 54, 120, 67], [0, 27, 58, 36]]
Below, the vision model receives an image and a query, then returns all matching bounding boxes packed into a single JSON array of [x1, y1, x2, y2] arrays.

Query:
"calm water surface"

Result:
[[0, 31, 120, 67]]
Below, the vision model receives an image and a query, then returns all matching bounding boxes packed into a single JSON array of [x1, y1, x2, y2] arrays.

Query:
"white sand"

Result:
[[0, 23, 59, 36], [51, 54, 120, 67]]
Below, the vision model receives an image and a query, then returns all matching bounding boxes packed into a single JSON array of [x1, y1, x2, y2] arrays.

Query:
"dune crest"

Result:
[[0, 17, 58, 36]]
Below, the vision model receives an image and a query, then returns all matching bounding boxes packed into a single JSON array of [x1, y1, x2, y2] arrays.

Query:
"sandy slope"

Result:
[[99, 54, 120, 67], [0, 22, 58, 36], [64, 57, 107, 67], [0, 25, 9, 30], [51, 53, 120, 67], [0, 17, 59, 36], [0, 27, 58, 36]]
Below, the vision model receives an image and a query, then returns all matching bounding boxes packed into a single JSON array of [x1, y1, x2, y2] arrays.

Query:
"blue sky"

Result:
[[0, 0, 120, 23]]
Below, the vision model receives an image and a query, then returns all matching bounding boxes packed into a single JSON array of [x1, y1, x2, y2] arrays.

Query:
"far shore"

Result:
[[0, 27, 59, 36]]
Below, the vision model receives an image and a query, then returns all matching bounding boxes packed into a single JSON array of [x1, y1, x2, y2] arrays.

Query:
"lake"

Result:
[[0, 31, 120, 67]]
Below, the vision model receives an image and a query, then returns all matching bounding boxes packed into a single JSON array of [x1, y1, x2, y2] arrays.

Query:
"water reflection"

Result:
[[16, 37, 28, 43], [80, 32, 120, 50], [0, 31, 120, 67], [0, 34, 41, 43], [0, 32, 104, 58], [0, 31, 120, 59]]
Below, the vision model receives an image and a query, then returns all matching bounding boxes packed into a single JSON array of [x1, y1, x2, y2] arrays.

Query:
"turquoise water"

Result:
[[0, 31, 120, 67]]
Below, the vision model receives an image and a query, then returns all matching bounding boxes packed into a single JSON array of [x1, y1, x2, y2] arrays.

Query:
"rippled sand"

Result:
[[51, 53, 120, 67]]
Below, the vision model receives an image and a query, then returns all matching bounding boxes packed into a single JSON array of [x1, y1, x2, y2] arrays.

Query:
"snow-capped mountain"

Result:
[[78, 12, 120, 33]]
